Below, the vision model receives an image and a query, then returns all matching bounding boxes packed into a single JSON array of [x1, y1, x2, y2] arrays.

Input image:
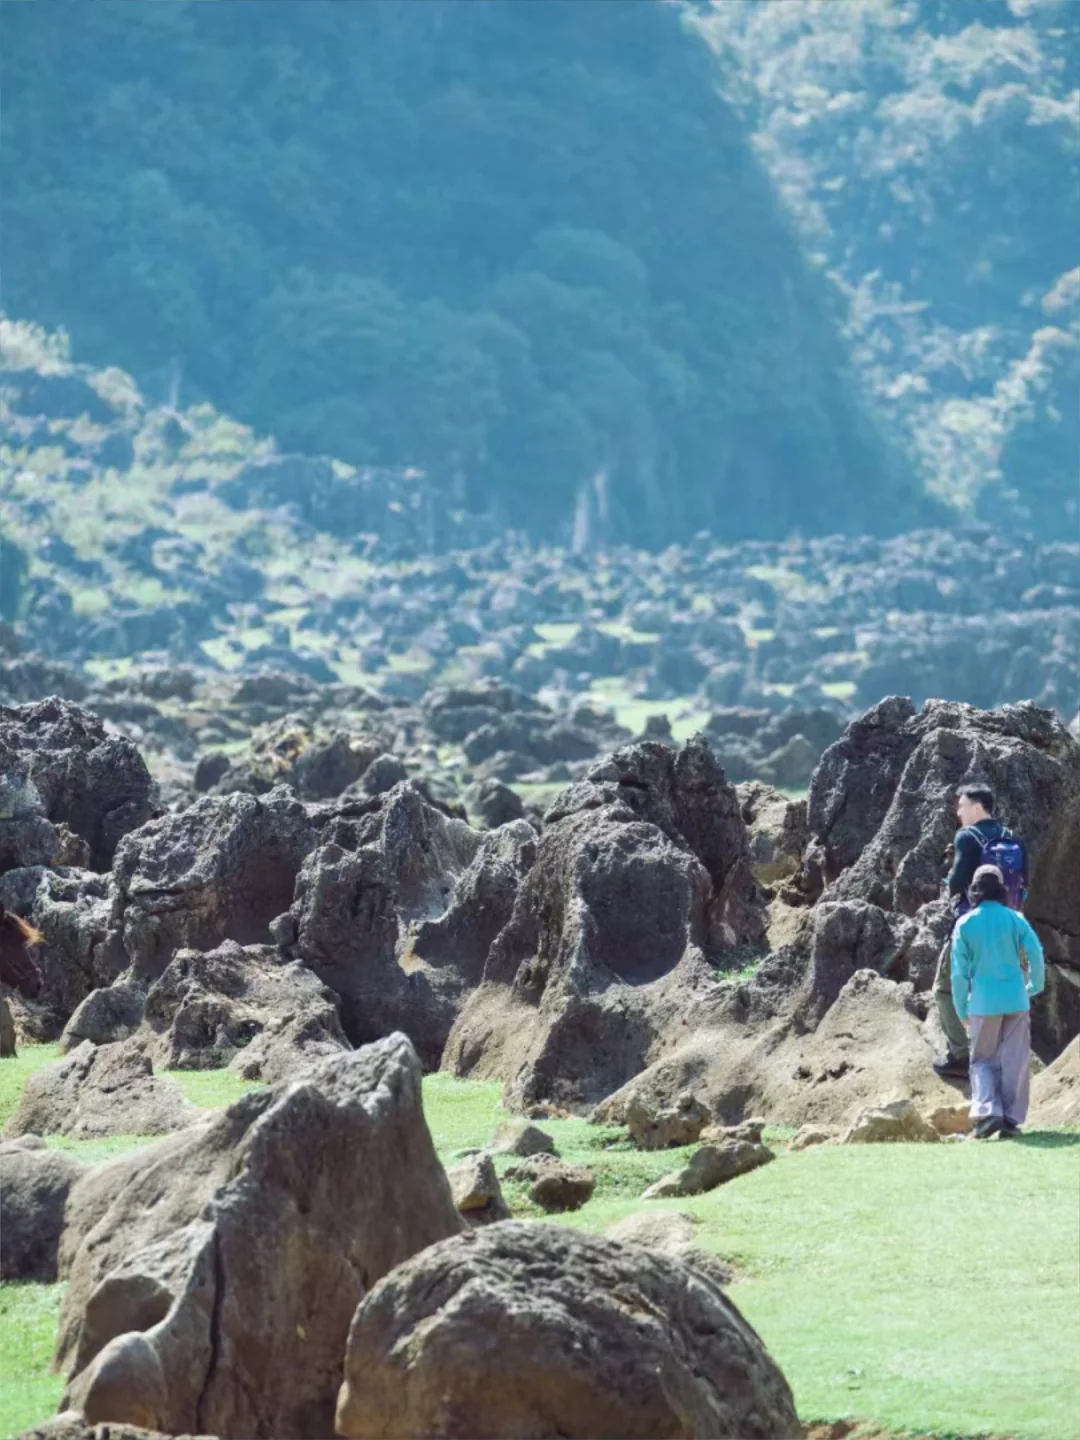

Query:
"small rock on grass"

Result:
[[789, 1125, 838, 1152], [504, 1154, 595, 1212], [626, 1090, 711, 1150], [642, 1140, 774, 1199], [491, 1118, 556, 1156], [445, 1152, 510, 1227], [926, 1102, 973, 1136], [842, 1098, 940, 1144]]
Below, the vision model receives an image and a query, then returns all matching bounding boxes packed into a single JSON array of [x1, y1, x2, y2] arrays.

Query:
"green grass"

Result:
[[3, 1056, 1078, 1440], [0, 1285, 64, 1439], [0, 1045, 61, 1134], [165, 1067, 261, 1110]]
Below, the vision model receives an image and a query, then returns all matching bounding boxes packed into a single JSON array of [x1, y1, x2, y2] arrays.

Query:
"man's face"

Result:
[[957, 795, 984, 827]]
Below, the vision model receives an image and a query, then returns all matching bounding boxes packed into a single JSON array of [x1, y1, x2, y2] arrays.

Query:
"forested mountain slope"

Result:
[[0, 0, 932, 545], [702, 0, 1079, 538]]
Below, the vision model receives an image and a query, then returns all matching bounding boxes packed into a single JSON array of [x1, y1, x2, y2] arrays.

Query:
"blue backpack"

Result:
[[966, 826, 1027, 910]]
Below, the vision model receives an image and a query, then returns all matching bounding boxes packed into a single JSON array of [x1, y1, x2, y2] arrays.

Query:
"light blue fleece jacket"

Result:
[[951, 901, 1045, 1023]]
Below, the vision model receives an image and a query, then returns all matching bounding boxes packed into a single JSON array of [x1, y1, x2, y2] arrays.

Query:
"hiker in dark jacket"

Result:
[[933, 782, 1026, 1079]]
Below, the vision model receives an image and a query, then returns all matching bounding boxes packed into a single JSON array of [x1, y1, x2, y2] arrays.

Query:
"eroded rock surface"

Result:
[[335, 1222, 800, 1440], [56, 1034, 463, 1439], [0, 1137, 86, 1281], [3, 1041, 197, 1141]]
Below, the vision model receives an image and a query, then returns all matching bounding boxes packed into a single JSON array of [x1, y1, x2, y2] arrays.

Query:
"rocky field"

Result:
[[2, 317, 1080, 1440], [1, 678, 1079, 1439]]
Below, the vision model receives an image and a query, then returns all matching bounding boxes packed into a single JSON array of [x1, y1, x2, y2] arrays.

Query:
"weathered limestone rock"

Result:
[[503, 1154, 595, 1212], [626, 1090, 711, 1150], [445, 1151, 510, 1226], [3, 1040, 198, 1141], [842, 1098, 941, 1145], [489, 1118, 556, 1156], [0, 1137, 86, 1280], [1029, 1035, 1080, 1127], [139, 940, 348, 1078], [56, 1034, 463, 1439], [335, 1222, 800, 1439], [642, 1140, 774, 1199], [112, 788, 316, 981], [0, 699, 157, 874]]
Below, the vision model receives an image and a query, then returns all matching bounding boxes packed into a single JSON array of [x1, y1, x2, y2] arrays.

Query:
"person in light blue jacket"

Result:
[[951, 864, 1045, 1139]]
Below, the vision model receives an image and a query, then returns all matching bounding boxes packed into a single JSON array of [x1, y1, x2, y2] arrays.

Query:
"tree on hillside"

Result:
[[0, 0, 936, 545]]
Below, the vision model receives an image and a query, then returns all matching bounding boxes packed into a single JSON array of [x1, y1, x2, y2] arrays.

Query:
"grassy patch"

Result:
[[0, 1045, 62, 1133], [0, 1284, 65, 1438], [166, 1067, 261, 1110], [2, 1057, 1077, 1440]]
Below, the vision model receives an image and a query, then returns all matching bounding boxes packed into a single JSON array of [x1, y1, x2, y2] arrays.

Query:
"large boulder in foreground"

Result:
[[3, 1040, 198, 1141], [445, 736, 767, 1108], [0, 1136, 86, 1281], [335, 1222, 799, 1440], [111, 787, 316, 981], [139, 940, 349, 1080], [56, 1034, 463, 1439], [0, 700, 157, 873]]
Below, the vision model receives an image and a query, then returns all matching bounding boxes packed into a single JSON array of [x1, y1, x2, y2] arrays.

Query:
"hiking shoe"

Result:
[[973, 1116, 1003, 1140], [933, 1053, 970, 1080], [1001, 1119, 1022, 1138]]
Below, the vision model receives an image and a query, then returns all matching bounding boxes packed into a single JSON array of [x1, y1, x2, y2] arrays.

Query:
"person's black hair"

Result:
[[957, 782, 994, 814], [970, 867, 1007, 905]]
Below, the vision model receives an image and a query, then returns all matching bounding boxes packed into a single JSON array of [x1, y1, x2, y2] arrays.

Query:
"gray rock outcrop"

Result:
[[0, 1136, 86, 1281], [56, 1034, 463, 1439], [334, 1222, 800, 1439]]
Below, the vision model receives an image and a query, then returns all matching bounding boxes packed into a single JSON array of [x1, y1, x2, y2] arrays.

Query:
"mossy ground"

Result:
[[2, 1055, 1078, 1440]]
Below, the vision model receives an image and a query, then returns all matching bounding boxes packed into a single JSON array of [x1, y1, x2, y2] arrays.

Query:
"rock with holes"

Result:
[[55, 1034, 463, 1439], [736, 781, 809, 889], [334, 1222, 799, 1439], [137, 940, 348, 1078], [0, 1137, 86, 1280], [626, 1090, 711, 1150], [503, 1154, 595, 1212], [642, 1139, 774, 1198], [111, 788, 316, 983], [282, 783, 534, 1066], [0, 700, 157, 874], [3, 1040, 198, 1141], [0, 867, 118, 1034], [209, 716, 389, 801], [445, 736, 767, 1109]]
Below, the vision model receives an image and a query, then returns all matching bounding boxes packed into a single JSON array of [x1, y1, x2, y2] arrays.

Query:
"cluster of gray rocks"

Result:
[[1, 684, 1079, 1438]]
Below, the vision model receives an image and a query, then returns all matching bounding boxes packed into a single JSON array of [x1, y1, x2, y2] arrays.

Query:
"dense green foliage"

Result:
[[0, 0, 934, 544], [705, 0, 1079, 537]]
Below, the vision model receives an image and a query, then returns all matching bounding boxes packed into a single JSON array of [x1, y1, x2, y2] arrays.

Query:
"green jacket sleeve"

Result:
[[1016, 914, 1046, 998], [950, 923, 973, 1024]]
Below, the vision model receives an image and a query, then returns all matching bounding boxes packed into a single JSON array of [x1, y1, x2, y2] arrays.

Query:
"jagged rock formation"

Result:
[[56, 1035, 463, 1439], [335, 1222, 800, 1440], [279, 782, 537, 1067], [110, 788, 316, 982], [0, 700, 157, 874], [445, 735, 768, 1107]]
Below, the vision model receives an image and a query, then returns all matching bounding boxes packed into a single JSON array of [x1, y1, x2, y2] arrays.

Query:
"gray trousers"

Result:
[[969, 1011, 1031, 1125], [934, 937, 970, 1060]]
